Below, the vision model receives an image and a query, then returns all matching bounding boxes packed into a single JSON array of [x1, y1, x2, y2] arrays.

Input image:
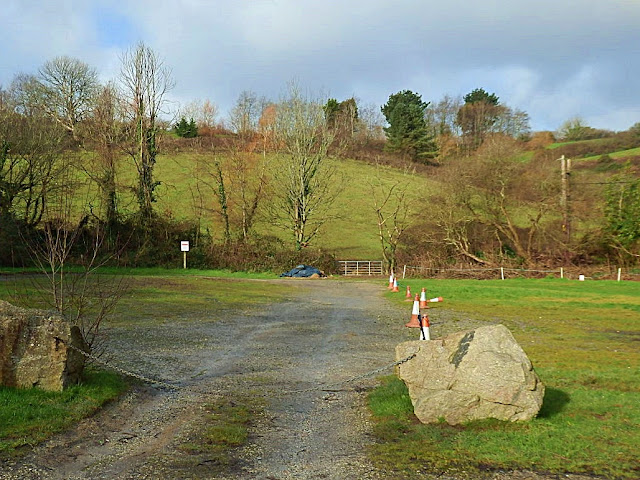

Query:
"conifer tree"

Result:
[[381, 90, 436, 161]]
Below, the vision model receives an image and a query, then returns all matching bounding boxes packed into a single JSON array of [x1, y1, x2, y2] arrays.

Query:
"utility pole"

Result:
[[559, 155, 571, 243]]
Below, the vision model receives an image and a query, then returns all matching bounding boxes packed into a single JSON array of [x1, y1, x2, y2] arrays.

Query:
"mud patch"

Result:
[[603, 329, 640, 341]]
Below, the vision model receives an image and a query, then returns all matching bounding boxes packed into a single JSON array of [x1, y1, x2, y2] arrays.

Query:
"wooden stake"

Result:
[[560, 155, 571, 243]]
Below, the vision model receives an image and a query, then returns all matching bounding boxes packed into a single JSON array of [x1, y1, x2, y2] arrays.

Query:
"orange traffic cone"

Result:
[[392, 277, 399, 292], [419, 288, 427, 308], [405, 285, 412, 300], [405, 294, 421, 327], [419, 313, 431, 340], [428, 296, 444, 303], [387, 272, 394, 289]]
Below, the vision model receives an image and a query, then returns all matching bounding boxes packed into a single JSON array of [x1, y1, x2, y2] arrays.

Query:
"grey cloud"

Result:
[[1, 0, 639, 131]]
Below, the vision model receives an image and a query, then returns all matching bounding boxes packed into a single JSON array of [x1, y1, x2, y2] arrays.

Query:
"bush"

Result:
[[107, 216, 203, 268], [526, 131, 555, 149], [202, 236, 338, 274], [174, 117, 198, 138], [0, 217, 33, 267]]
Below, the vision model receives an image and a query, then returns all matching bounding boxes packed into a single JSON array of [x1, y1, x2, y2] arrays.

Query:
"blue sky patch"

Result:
[[93, 7, 136, 47]]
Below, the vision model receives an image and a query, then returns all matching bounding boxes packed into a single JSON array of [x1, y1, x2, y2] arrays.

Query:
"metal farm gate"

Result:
[[337, 260, 383, 276]]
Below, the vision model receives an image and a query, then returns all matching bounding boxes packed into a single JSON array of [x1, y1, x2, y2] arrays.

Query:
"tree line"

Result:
[[1, 42, 639, 272], [0, 44, 348, 270]]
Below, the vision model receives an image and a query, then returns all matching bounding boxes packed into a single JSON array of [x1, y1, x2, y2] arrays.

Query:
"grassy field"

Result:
[[547, 138, 609, 150], [370, 278, 640, 479], [107, 272, 290, 327]]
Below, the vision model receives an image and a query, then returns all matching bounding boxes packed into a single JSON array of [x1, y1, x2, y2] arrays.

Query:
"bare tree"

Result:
[[369, 166, 414, 274], [356, 101, 386, 141], [0, 85, 9, 111], [37, 56, 99, 139], [269, 83, 339, 250], [179, 98, 219, 128], [210, 157, 231, 244], [25, 165, 129, 354], [229, 90, 267, 138], [9, 73, 48, 117], [431, 165, 491, 265], [228, 144, 269, 241], [426, 94, 463, 137], [439, 137, 560, 265], [194, 144, 268, 244], [118, 42, 174, 223], [0, 98, 65, 227], [83, 83, 121, 228]]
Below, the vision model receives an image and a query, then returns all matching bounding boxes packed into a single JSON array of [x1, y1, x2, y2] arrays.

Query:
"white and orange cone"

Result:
[[392, 277, 399, 292], [428, 296, 444, 303], [405, 294, 421, 327], [419, 288, 427, 308], [405, 285, 412, 301], [387, 273, 394, 289], [419, 313, 431, 341]]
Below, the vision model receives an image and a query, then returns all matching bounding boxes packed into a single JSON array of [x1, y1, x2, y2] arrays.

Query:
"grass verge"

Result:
[[0, 369, 127, 459], [371, 278, 640, 479], [1, 270, 291, 327]]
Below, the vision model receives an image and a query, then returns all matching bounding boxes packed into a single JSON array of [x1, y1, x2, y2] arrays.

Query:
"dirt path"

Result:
[[1, 279, 422, 479]]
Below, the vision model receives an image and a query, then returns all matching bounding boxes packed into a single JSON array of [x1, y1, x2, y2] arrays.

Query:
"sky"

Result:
[[2, 0, 639, 132]]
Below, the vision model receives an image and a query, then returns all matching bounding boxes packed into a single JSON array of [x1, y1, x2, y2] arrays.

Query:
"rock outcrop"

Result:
[[396, 324, 544, 425], [0, 300, 87, 391]]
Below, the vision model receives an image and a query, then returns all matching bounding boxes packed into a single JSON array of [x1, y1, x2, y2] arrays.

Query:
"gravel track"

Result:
[[0, 279, 599, 480]]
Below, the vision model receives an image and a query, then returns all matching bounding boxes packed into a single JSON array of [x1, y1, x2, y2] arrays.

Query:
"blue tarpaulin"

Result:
[[280, 264, 324, 278]]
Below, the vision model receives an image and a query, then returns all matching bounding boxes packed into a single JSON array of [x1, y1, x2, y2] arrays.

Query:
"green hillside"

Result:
[[109, 152, 432, 260], [99, 133, 638, 263]]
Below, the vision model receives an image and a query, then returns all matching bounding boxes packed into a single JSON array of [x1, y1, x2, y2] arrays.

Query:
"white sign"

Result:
[[180, 241, 190, 252]]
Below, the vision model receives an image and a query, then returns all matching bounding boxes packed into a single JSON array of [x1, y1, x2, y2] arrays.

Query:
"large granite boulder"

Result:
[[396, 324, 544, 425], [0, 300, 87, 391]]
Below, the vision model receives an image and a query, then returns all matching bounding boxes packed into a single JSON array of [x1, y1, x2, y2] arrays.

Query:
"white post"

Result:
[[500, 267, 505, 280], [403, 265, 407, 279], [618, 267, 622, 282], [180, 241, 190, 269], [560, 267, 564, 279]]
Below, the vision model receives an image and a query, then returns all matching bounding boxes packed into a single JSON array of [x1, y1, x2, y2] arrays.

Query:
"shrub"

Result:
[[526, 131, 555, 149], [174, 117, 198, 138], [202, 236, 338, 274]]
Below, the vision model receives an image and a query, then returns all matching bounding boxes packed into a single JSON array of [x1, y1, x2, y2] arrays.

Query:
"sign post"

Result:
[[180, 241, 190, 269]]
